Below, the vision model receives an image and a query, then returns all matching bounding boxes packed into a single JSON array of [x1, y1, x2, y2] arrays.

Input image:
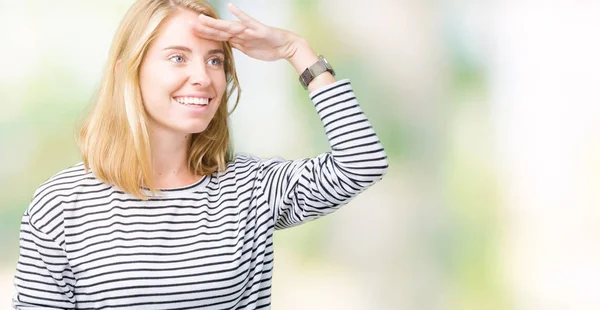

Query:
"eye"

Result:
[[169, 54, 185, 63], [208, 57, 224, 67]]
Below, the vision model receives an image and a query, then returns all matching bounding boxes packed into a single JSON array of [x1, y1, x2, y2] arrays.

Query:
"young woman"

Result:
[[13, 0, 388, 308]]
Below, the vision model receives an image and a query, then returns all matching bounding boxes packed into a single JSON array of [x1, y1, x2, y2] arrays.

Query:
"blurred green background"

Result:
[[2, 1, 600, 309]]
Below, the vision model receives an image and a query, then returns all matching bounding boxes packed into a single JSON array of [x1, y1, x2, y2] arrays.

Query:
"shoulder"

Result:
[[217, 153, 289, 182], [225, 153, 287, 172], [26, 162, 102, 231]]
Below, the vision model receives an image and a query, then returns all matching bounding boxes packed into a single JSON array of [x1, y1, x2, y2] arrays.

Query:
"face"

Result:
[[139, 9, 226, 137]]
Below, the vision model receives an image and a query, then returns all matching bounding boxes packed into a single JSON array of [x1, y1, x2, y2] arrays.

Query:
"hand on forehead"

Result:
[[153, 9, 224, 54]]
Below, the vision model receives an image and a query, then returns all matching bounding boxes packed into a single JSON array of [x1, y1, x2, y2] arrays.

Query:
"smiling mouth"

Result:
[[173, 97, 212, 106]]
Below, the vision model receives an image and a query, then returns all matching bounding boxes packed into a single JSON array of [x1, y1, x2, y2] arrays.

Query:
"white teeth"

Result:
[[174, 97, 209, 105]]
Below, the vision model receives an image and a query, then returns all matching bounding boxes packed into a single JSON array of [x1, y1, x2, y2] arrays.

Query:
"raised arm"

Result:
[[190, 4, 388, 228], [255, 79, 388, 228]]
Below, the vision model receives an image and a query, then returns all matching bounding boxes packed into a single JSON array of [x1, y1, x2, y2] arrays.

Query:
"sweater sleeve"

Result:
[[13, 211, 76, 309], [257, 79, 389, 230]]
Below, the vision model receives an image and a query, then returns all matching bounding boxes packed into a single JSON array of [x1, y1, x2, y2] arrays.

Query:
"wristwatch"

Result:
[[299, 55, 336, 89]]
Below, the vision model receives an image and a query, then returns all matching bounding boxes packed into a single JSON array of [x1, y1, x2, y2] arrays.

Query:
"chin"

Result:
[[185, 125, 210, 134], [173, 119, 212, 135]]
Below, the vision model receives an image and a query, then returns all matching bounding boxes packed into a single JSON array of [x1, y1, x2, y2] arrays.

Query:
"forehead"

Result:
[[152, 9, 221, 51]]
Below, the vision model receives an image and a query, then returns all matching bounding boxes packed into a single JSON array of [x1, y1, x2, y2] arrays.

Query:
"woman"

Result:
[[13, 0, 388, 309]]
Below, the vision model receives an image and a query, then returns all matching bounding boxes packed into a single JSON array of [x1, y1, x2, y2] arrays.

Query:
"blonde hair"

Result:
[[77, 0, 240, 199]]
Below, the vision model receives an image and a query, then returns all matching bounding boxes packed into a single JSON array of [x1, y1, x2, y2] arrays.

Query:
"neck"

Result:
[[149, 128, 199, 188]]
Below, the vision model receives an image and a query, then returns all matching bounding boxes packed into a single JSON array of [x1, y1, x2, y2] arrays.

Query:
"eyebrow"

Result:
[[162, 45, 225, 55]]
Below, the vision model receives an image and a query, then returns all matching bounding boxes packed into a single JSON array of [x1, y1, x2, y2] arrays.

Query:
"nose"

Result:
[[188, 62, 212, 87]]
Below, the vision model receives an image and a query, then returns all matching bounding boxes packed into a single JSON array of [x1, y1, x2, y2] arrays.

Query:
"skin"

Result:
[[139, 9, 227, 187], [143, 3, 337, 188]]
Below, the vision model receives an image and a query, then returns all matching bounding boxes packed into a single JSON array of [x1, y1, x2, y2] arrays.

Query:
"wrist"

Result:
[[287, 38, 320, 75], [287, 38, 337, 92]]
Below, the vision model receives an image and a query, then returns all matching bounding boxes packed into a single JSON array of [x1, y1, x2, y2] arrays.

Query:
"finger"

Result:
[[231, 28, 258, 41], [228, 37, 245, 46], [230, 41, 243, 51], [189, 22, 233, 41], [227, 3, 261, 29], [196, 14, 246, 35]]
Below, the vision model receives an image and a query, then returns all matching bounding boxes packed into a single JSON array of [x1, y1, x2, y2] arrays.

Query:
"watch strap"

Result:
[[299, 55, 335, 89]]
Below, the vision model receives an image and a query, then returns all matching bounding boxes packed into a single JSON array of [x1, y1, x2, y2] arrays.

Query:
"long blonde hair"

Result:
[[77, 0, 240, 199]]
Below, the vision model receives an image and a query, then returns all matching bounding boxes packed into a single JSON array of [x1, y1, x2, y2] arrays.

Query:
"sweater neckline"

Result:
[[140, 174, 211, 196]]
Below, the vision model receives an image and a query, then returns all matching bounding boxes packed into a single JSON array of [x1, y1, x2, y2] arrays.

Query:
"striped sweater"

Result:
[[13, 79, 388, 309]]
